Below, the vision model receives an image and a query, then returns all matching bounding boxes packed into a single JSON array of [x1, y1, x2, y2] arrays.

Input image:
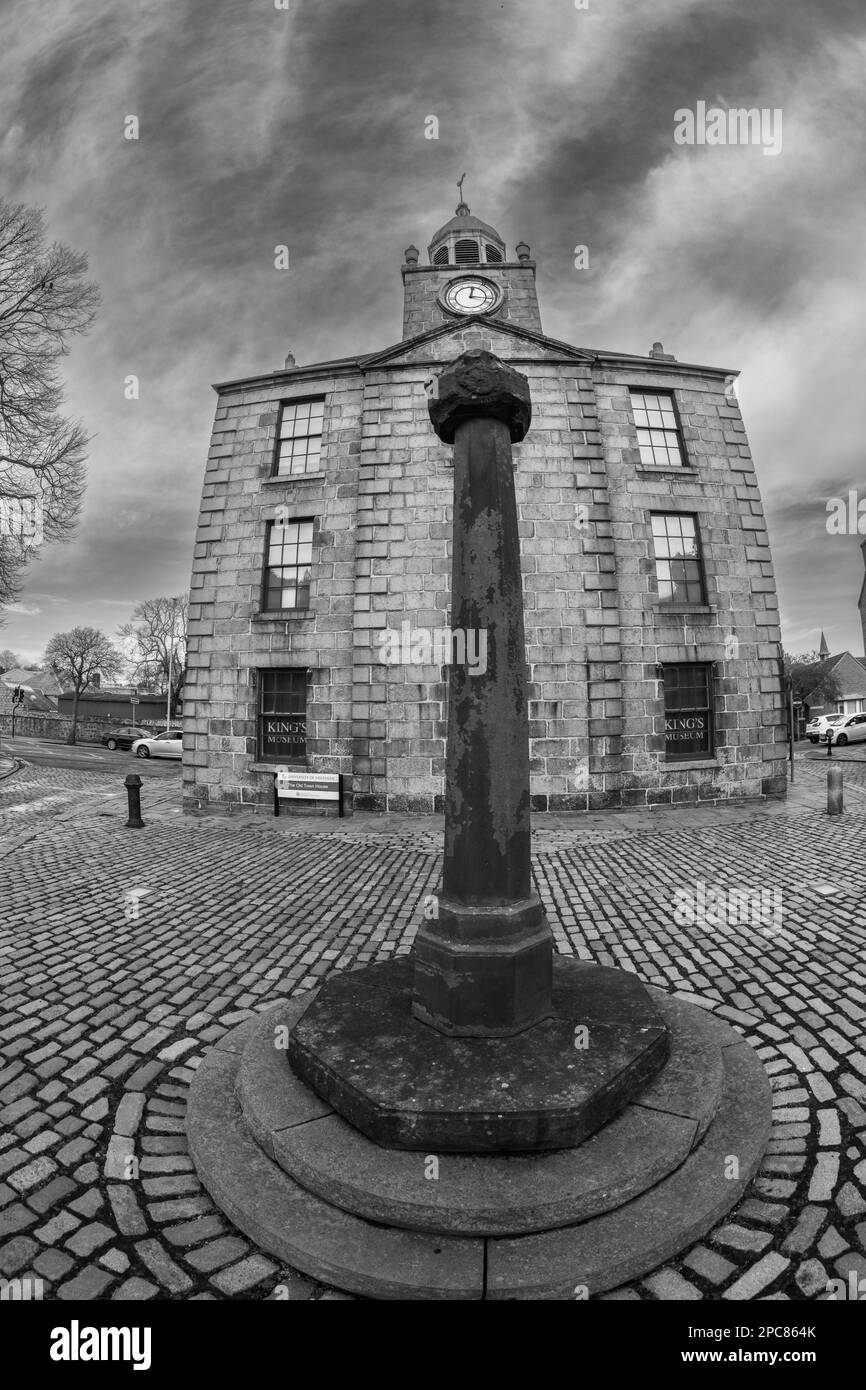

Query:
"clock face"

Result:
[[441, 277, 502, 316]]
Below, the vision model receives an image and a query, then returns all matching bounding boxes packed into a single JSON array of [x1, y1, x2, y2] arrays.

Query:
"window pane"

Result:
[[631, 390, 684, 466], [264, 519, 314, 610], [652, 513, 704, 605], [275, 399, 325, 475], [259, 669, 307, 760], [664, 663, 712, 760]]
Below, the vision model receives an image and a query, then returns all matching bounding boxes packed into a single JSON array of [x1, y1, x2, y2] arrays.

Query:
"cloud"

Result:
[[0, 0, 864, 662]]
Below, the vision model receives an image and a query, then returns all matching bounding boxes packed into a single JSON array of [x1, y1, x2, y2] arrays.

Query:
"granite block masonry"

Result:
[[183, 197, 786, 815]]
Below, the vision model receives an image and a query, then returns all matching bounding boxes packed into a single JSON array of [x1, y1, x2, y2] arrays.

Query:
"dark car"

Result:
[[101, 725, 152, 751]]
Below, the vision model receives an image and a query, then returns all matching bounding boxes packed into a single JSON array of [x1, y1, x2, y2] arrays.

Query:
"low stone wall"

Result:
[[0, 712, 159, 744]]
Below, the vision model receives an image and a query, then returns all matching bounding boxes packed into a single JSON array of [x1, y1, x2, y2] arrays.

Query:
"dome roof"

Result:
[[428, 203, 505, 251]]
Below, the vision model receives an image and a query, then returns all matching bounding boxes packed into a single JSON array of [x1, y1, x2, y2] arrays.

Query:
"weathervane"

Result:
[[456, 173, 467, 210]]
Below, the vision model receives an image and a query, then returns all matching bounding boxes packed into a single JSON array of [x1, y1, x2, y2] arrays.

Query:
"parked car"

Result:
[[131, 730, 184, 759], [806, 714, 845, 743], [101, 725, 152, 751], [827, 713, 866, 746]]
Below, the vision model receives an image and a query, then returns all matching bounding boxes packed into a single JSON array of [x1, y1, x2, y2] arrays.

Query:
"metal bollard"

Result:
[[826, 732, 833, 756], [124, 773, 145, 829], [827, 766, 843, 816]]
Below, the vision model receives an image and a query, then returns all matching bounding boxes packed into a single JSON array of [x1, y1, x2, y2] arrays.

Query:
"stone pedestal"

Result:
[[188, 982, 772, 1299], [288, 957, 669, 1152]]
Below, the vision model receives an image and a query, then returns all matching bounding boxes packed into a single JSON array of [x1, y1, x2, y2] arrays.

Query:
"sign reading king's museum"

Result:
[[665, 714, 710, 759], [261, 716, 306, 760]]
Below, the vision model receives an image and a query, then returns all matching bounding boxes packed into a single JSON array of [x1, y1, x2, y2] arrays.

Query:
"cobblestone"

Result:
[[32, 1248, 75, 1280], [184, 1236, 249, 1272], [712, 1225, 773, 1254], [794, 1259, 827, 1297], [65, 1221, 114, 1257], [0, 1233, 39, 1274], [107, 1185, 148, 1237], [135, 1238, 193, 1293], [113, 1093, 146, 1137], [56, 1266, 116, 1300], [782, 1205, 828, 1253], [808, 1153, 841, 1201], [642, 1268, 702, 1300], [209, 1253, 278, 1294], [722, 1253, 791, 1300], [112, 1276, 160, 1300], [682, 1247, 737, 1285], [2, 758, 866, 1299]]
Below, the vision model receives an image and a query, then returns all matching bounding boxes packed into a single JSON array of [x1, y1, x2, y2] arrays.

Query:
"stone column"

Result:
[[412, 350, 554, 1036]]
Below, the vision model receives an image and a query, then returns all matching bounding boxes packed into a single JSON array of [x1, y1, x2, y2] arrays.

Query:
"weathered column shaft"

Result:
[[412, 349, 553, 1037], [442, 414, 532, 905]]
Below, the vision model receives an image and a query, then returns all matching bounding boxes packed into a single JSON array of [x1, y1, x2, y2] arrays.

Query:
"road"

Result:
[[1, 758, 865, 1301], [0, 734, 181, 778]]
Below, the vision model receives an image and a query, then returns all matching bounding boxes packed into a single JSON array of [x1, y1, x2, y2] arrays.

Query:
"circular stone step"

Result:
[[237, 991, 727, 1235], [186, 996, 771, 1300]]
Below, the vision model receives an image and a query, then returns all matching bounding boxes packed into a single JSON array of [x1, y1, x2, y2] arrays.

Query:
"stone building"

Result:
[[183, 199, 787, 814]]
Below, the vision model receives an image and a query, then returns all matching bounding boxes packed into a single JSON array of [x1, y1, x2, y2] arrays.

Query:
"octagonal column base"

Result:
[[412, 894, 553, 1037]]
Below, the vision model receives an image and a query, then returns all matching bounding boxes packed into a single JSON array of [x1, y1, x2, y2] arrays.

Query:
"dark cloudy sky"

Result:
[[2, 0, 865, 663]]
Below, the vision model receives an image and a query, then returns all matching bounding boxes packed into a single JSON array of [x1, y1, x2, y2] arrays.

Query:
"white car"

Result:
[[806, 714, 845, 743], [827, 713, 866, 747], [132, 730, 184, 759]]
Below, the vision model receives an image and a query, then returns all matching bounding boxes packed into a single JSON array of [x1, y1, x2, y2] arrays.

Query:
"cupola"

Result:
[[427, 181, 507, 268]]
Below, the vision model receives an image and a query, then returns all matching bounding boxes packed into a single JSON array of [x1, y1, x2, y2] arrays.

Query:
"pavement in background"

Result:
[[1, 755, 865, 1301]]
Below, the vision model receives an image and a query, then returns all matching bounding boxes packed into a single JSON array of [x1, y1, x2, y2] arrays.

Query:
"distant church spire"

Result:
[[819, 631, 830, 657]]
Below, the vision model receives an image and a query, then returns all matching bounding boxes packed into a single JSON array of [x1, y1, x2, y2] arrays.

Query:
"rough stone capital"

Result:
[[428, 349, 532, 445]]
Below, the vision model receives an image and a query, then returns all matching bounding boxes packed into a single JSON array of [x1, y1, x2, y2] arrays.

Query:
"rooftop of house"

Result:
[[0, 667, 63, 695], [802, 651, 866, 701]]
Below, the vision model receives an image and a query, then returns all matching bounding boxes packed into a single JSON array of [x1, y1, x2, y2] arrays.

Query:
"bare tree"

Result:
[[0, 200, 100, 605], [118, 594, 188, 717], [0, 646, 21, 672], [783, 649, 842, 720], [44, 626, 122, 745]]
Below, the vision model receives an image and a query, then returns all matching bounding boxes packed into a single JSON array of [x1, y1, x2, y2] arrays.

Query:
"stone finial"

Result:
[[428, 349, 532, 445], [283, 350, 297, 369], [404, 245, 420, 266], [649, 341, 676, 360], [515, 241, 531, 263]]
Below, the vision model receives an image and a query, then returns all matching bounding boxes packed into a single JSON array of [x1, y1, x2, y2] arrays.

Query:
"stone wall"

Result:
[[401, 263, 542, 338], [183, 368, 363, 813], [597, 368, 786, 807], [0, 709, 126, 743], [185, 329, 787, 814]]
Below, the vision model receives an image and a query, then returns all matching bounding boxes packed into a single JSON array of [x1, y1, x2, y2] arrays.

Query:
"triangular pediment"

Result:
[[360, 316, 596, 371]]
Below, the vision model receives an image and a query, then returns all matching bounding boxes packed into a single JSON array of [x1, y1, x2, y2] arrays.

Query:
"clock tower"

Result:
[[401, 197, 543, 339]]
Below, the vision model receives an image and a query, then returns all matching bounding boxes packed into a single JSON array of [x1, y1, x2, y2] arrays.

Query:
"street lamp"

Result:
[[166, 631, 180, 730]]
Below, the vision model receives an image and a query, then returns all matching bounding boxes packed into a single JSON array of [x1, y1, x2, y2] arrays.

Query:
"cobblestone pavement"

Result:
[[1, 759, 865, 1301]]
